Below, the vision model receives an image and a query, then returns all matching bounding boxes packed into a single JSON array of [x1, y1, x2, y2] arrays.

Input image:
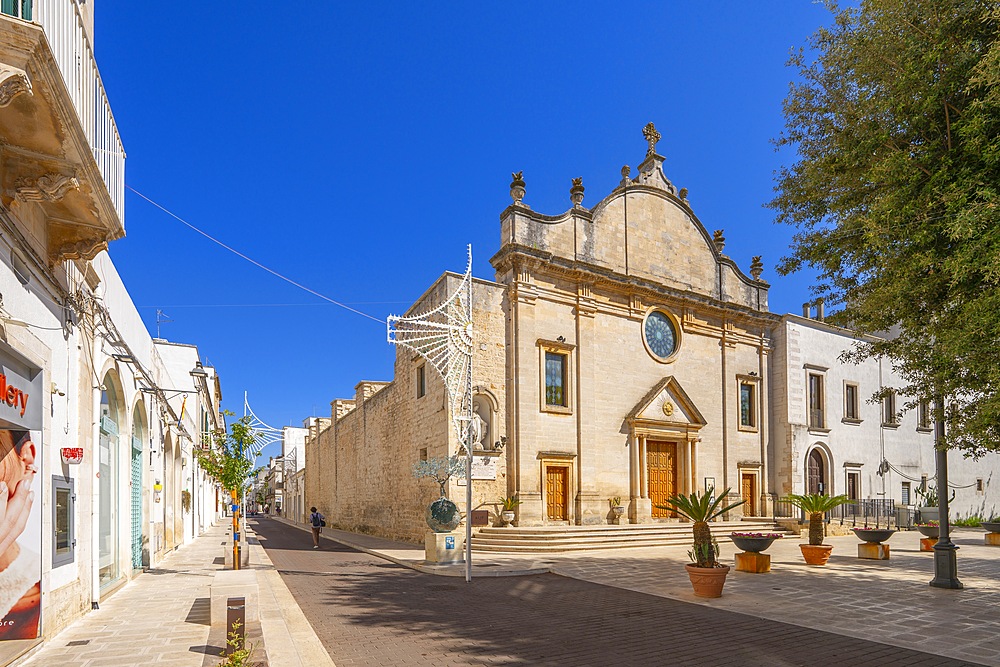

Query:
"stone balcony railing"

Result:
[[0, 0, 125, 263], [35, 0, 126, 221]]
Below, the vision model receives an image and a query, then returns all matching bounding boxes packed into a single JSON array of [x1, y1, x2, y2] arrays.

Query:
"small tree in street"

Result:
[[195, 412, 255, 569], [195, 413, 255, 499]]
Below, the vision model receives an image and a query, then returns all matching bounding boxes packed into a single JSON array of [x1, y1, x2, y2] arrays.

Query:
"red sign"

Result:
[[60, 447, 83, 464]]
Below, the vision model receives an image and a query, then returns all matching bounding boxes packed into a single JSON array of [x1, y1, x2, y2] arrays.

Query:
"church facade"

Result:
[[304, 124, 997, 542]]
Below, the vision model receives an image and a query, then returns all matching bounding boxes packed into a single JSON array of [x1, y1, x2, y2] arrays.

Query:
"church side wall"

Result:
[[313, 277, 508, 543]]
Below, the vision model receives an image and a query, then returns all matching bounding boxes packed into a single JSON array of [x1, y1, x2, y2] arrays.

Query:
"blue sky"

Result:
[[97, 2, 831, 462]]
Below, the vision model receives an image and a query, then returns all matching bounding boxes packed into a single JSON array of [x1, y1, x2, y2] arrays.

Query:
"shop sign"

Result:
[[0, 356, 41, 431], [100, 415, 118, 436], [60, 448, 84, 464]]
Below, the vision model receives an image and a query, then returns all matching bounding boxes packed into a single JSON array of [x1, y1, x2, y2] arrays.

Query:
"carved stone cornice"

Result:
[[15, 172, 79, 202], [490, 243, 780, 330], [52, 238, 108, 263], [0, 63, 31, 108]]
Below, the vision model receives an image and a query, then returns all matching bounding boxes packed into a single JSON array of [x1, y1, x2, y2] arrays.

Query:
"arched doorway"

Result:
[[130, 402, 146, 570], [807, 448, 826, 495], [99, 372, 124, 590]]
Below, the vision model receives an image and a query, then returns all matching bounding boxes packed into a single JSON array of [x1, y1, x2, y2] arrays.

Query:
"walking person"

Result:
[[309, 507, 325, 549]]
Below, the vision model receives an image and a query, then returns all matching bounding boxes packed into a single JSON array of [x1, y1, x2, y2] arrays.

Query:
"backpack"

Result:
[[311, 512, 323, 527]]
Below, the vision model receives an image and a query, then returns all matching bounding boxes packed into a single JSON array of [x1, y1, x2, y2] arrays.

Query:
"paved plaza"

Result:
[[255, 517, 996, 666], [10, 516, 998, 666]]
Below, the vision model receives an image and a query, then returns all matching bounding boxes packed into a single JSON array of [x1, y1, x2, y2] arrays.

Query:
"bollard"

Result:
[[225, 596, 246, 656]]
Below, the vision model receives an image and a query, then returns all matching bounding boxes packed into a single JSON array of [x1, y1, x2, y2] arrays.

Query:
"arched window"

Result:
[[99, 372, 123, 588]]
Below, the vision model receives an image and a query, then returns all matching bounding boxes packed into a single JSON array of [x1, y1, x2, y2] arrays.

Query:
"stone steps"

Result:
[[471, 519, 784, 553]]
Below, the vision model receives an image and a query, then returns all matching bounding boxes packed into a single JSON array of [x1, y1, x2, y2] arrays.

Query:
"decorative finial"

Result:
[[570, 177, 585, 206], [510, 171, 526, 205], [713, 229, 726, 254], [678, 187, 688, 201], [620, 165, 632, 186], [750, 256, 764, 280], [642, 122, 661, 156]]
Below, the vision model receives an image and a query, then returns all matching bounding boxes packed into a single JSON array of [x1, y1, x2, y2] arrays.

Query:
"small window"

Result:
[[739, 382, 756, 429], [917, 400, 931, 430], [882, 391, 898, 425], [844, 383, 860, 421], [53, 476, 75, 567], [977, 478, 984, 495], [416, 364, 426, 399], [545, 352, 568, 407], [808, 373, 825, 429], [419, 448, 428, 462], [901, 482, 911, 506]]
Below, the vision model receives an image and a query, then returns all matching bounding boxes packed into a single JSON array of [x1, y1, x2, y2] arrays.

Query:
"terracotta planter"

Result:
[[684, 563, 731, 598], [800, 544, 834, 565]]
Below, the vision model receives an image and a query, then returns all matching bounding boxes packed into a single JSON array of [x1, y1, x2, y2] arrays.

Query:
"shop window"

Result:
[[53, 476, 75, 567]]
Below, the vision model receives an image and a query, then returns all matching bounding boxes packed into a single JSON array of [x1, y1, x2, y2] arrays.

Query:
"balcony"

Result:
[[0, 0, 125, 264]]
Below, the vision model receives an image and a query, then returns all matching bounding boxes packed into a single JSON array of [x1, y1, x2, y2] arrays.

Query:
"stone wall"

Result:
[[304, 276, 507, 543]]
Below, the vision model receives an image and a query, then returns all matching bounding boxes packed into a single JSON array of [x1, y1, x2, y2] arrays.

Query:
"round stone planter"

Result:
[[500, 510, 516, 525], [730, 534, 780, 553], [800, 544, 834, 565], [684, 564, 731, 598], [981, 522, 1000, 533], [853, 528, 896, 544], [916, 525, 940, 539]]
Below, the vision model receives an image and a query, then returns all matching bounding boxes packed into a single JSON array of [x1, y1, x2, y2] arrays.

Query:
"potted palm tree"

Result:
[[656, 488, 745, 598], [784, 493, 851, 565]]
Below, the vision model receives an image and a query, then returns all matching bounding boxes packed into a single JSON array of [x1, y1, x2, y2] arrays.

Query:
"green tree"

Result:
[[770, 1, 1000, 455], [195, 413, 255, 497]]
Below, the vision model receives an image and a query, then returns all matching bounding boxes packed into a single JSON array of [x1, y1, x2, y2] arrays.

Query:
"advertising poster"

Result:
[[0, 356, 42, 642], [0, 429, 40, 640]]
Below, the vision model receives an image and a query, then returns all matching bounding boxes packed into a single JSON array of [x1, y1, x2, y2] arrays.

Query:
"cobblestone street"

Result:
[[251, 518, 984, 667]]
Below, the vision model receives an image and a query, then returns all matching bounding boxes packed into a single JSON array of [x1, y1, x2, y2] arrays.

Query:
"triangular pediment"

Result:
[[625, 376, 706, 429]]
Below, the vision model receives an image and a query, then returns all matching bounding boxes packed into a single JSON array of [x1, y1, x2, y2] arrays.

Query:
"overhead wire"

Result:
[[127, 186, 384, 324]]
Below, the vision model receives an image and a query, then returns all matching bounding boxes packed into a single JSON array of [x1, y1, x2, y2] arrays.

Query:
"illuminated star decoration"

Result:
[[387, 245, 474, 448]]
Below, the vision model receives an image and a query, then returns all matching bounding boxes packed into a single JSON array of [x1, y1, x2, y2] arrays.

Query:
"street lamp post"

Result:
[[930, 396, 962, 589]]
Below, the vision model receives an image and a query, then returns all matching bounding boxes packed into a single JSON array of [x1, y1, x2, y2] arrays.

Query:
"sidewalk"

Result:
[[276, 516, 1000, 666], [17, 522, 333, 667]]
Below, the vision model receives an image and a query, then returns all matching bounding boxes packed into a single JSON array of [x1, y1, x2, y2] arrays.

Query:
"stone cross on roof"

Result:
[[642, 122, 661, 156]]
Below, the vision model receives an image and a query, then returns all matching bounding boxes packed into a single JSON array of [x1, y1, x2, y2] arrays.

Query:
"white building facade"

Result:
[[770, 313, 997, 521], [0, 3, 224, 663]]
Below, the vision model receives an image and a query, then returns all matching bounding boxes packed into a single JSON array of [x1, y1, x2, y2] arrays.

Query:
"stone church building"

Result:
[[304, 124, 997, 543]]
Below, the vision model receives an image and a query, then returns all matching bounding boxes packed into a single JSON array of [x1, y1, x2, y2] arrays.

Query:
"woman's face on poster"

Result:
[[0, 432, 35, 498]]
